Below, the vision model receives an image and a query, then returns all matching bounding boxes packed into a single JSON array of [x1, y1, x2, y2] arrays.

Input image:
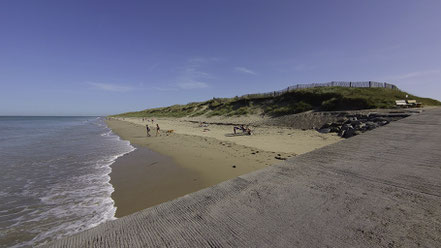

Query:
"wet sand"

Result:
[[110, 146, 203, 217]]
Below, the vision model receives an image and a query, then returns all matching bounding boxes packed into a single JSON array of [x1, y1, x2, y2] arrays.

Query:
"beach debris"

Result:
[[275, 156, 286, 160]]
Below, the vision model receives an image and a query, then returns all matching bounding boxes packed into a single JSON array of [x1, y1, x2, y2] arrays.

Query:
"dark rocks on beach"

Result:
[[350, 120, 362, 126], [318, 112, 409, 138], [318, 128, 331, 134], [275, 156, 286, 160], [365, 121, 378, 130], [321, 123, 330, 129], [342, 128, 356, 138], [372, 117, 388, 122]]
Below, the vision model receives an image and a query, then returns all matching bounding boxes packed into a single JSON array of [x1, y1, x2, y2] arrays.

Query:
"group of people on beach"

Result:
[[142, 117, 155, 123], [143, 117, 251, 137], [145, 123, 160, 137], [233, 125, 252, 135]]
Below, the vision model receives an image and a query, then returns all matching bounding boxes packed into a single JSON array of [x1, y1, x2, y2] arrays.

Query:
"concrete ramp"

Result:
[[49, 108, 441, 247]]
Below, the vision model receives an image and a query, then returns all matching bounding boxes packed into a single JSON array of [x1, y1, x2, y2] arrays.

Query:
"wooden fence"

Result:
[[239, 81, 398, 99]]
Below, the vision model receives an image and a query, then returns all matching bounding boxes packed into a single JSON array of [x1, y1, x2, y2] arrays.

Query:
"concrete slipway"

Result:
[[48, 108, 441, 248]]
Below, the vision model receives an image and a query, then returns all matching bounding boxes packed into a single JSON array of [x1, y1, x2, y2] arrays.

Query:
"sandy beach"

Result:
[[107, 116, 342, 217]]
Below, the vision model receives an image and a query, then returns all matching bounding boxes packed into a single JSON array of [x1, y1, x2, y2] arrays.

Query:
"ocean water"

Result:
[[0, 116, 135, 247]]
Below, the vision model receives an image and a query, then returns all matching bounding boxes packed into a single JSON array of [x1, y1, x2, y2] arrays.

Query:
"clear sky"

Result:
[[1, 0, 440, 116]]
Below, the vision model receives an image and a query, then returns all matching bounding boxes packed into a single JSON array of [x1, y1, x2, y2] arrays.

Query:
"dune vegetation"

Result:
[[114, 87, 441, 118]]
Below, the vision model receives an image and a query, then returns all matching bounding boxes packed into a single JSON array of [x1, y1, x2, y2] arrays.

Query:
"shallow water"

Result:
[[0, 116, 134, 247]]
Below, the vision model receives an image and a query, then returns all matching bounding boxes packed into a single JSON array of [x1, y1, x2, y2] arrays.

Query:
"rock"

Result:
[[321, 122, 333, 128], [343, 128, 356, 138], [330, 126, 340, 133], [336, 118, 348, 124], [372, 117, 388, 122], [341, 124, 353, 131], [357, 123, 367, 131], [378, 120, 389, 126], [275, 156, 286, 160], [332, 122, 342, 127], [339, 130, 345, 137], [318, 128, 331, 134], [356, 114, 368, 119], [368, 113, 381, 118], [365, 122, 378, 130], [344, 119, 352, 125], [350, 120, 362, 126]]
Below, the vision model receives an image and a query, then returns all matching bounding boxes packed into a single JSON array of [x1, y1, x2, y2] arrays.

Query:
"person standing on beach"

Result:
[[156, 123, 160, 136], [146, 124, 151, 137]]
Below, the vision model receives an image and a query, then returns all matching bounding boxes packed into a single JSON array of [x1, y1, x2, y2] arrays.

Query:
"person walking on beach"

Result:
[[146, 124, 151, 137], [156, 123, 160, 136]]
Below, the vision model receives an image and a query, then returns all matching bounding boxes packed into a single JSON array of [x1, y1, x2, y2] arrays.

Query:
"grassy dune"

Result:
[[114, 87, 441, 118]]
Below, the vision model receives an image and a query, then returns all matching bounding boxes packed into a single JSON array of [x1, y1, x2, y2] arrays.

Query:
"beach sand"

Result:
[[107, 117, 342, 217]]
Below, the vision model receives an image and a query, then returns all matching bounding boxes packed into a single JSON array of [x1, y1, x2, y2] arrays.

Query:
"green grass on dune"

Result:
[[113, 87, 441, 118]]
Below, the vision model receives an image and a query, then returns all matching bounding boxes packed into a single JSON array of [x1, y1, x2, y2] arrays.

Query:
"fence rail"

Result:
[[239, 81, 398, 99]]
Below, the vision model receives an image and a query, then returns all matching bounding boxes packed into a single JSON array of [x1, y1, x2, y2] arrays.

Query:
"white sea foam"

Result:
[[35, 141, 135, 246], [0, 117, 136, 247]]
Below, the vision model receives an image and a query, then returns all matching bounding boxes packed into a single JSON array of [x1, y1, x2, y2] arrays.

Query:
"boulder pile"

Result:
[[317, 113, 410, 138]]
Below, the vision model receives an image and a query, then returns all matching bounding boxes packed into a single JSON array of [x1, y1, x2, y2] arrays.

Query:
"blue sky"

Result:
[[1, 0, 440, 115]]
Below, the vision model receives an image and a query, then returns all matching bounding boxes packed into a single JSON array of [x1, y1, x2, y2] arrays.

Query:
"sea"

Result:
[[0, 116, 135, 247]]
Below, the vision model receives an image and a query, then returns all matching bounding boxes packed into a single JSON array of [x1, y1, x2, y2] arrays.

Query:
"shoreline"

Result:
[[106, 117, 342, 217]]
